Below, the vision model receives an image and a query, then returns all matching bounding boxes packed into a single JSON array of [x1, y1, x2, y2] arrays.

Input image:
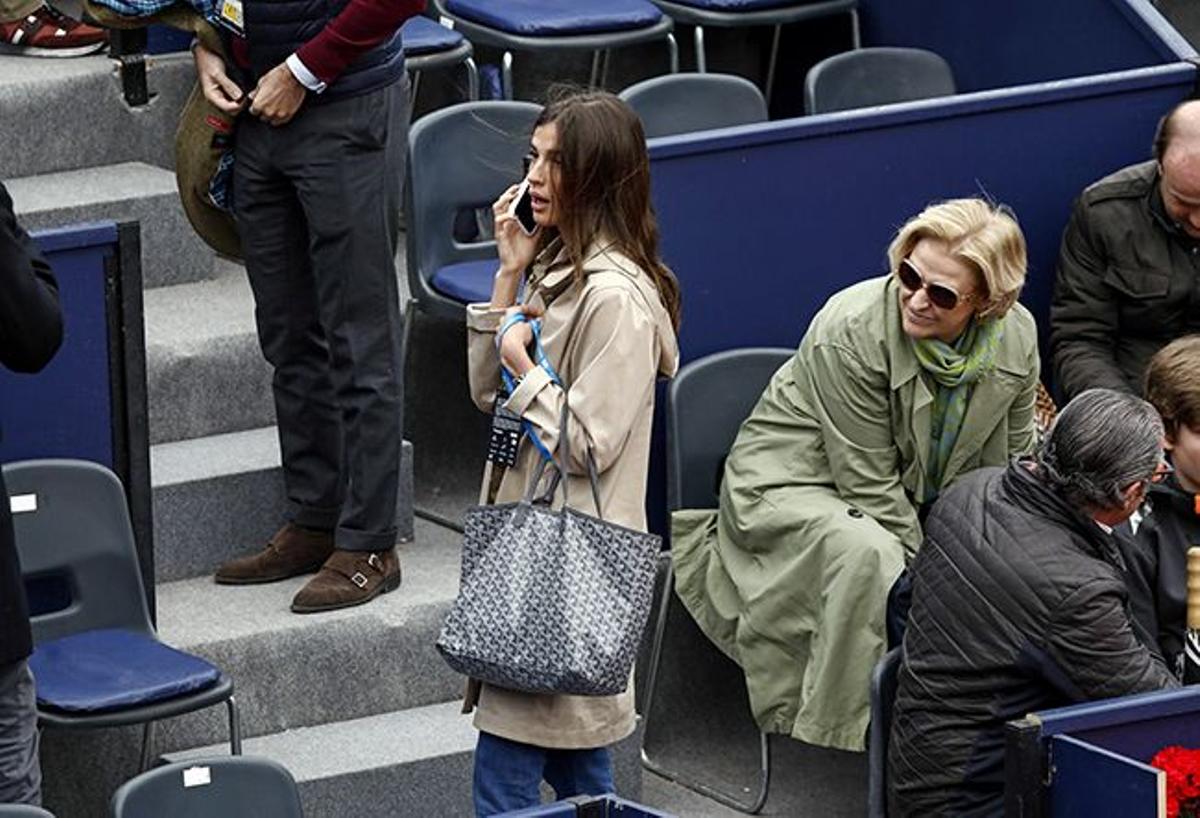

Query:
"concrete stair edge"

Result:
[[0, 53, 195, 180], [150, 427, 415, 582], [163, 703, 646, 818], [150, 513, 451, 751], [9, 161, 214, 289]]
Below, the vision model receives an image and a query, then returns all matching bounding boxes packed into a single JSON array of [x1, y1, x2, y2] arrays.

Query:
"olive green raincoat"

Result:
[[672, 275, 1039, 751]]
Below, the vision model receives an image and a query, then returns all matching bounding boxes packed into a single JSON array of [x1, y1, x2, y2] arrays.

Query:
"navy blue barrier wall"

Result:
[[0, 221, 153, 610], [1005, 686, 1200, 817], [642, 0, 1196, 531], [649, 0, 1195, 369], [861, 0, 1193, 93]]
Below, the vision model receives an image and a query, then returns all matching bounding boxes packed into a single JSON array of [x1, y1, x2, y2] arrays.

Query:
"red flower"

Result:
[[1151, 747, 1200, 818]]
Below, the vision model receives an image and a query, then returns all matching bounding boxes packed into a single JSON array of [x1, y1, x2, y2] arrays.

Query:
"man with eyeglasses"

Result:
[[888, 388, 1178, 818], [1051, 100, 1200, 403]]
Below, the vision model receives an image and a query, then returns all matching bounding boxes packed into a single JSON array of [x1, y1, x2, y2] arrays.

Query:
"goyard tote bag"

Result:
[[436, 404, 660, 696]]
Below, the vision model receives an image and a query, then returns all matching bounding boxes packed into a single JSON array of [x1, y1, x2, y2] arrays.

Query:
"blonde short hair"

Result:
[[886, 198, 1027, 320]]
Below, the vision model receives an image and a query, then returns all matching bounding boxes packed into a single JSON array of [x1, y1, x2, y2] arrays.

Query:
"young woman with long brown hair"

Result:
[[462, 89, 680, 815]]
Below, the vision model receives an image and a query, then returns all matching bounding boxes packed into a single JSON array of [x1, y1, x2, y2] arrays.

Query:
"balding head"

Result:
[[1154, 100, 1200, 163], [1156, 101, 1200, 238]]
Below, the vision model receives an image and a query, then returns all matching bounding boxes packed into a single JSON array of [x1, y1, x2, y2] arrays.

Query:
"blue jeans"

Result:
[[473, 731, 614, 817]]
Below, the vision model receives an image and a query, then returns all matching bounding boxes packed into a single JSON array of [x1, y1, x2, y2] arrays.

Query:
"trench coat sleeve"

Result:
[[1050, 201, 1131, 401], [805, 340, 922, 553], [465, 303, 507, 414], [1043, 577, 1178, 701], [505, 285, 657, 475], [0, 183, 62, 374]]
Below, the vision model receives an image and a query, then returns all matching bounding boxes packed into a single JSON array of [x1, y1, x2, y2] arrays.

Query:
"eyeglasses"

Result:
[[897, 258, 972, 311], [1148, 457, 1174, 485]]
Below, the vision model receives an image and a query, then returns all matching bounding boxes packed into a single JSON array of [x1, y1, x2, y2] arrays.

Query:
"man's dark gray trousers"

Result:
[[233, 77, 408, 552]]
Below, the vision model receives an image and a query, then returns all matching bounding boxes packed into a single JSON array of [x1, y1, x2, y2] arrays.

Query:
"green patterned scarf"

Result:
[[912, 317, 1004, 500]]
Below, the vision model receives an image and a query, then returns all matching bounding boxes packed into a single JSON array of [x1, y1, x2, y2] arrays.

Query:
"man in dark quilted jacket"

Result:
[[888, 388, 1178, 818], [0, 180, 63, 806]]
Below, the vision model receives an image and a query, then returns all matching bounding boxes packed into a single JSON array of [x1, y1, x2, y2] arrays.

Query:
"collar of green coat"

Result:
[[881, 275, 1031, 491]]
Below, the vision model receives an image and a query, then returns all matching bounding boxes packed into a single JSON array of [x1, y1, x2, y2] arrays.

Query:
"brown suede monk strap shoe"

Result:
[[290, 547, 401, 614], [214, 523, 335, 585]]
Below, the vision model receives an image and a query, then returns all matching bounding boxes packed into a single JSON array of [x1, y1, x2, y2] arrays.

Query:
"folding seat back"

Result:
[[619, 73, 768, 138], [111, 757, 302, 818]]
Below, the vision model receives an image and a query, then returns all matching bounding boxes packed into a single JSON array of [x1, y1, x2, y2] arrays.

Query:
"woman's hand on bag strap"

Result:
[[498, 304, 542, 379]]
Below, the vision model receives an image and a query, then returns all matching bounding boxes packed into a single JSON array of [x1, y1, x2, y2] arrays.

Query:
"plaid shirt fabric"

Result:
[[89, 0, 214, 21]]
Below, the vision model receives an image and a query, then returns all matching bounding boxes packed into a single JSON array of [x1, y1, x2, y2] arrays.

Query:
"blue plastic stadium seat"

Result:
[[444, 0, 664, 36], [666, 0, 810, 9], [30, 628, 221, 713], [430, 259, 500, 304], [402, 15, 466, 55]]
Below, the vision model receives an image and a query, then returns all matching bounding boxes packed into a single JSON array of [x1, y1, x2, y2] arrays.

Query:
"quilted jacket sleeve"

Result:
[[1043, 576, 1178, 701]]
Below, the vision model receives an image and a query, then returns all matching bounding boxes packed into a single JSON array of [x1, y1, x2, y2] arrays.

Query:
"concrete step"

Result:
[[164, 703, 646, 818], [8, 161, 214, 289], [0, 53, 194, 179], [150, 426, 416, 582], [142, 269, 275, 444], [167, 702, 478, 818], [142, 258, 412, 446], [150, 517, 463, 752]]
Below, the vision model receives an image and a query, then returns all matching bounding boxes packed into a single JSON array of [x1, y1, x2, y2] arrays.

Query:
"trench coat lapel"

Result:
[[941, 314, 1026, 481], [903, 375, 932, 492], [885, 288, 932, 495], [941, 362, 1020, 481]]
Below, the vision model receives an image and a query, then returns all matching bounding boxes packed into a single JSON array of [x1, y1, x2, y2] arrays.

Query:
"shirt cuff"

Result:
[[505, 365, 553, 417], [286, 53, 327, 94], [466, 303, 506, 332]]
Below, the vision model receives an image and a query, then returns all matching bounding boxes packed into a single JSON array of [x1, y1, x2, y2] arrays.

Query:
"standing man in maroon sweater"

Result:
[[193, 0, 423, 613]]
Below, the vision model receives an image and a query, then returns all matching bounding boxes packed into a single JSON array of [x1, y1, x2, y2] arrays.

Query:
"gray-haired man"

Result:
[[888, 388, 1179, 818]]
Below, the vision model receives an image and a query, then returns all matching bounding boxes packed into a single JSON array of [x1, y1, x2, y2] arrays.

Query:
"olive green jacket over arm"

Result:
[[672, 275, 1039, 751], [1050, 160, 1200, 402]]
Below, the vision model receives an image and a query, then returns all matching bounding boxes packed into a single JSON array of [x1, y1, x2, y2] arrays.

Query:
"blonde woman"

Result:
[[672, 198, 1039, 752]]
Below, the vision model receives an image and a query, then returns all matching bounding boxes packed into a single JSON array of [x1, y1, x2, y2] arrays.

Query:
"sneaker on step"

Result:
[[0, 5, 106, 57]]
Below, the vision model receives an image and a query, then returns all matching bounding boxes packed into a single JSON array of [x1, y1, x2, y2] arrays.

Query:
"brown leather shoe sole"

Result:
[[214, 558, 327, 586], [290, 570, 402, 614]]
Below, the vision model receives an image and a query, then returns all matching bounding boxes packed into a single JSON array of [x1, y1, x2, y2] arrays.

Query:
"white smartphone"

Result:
[[507, 179, 538, 236]]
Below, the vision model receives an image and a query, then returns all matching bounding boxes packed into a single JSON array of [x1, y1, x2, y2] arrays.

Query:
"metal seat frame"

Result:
[[406, 31, 480, 112], [651, 0, 860, 103], [432, 0, 679, 99], [640, 347, 794, 814]]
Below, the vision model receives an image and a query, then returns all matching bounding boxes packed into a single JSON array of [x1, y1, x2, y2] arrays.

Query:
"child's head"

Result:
[[1144, 335, 1200, 492]]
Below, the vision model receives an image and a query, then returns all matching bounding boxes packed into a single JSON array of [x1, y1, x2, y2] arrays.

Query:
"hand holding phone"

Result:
[[507, 179, 538, 236]]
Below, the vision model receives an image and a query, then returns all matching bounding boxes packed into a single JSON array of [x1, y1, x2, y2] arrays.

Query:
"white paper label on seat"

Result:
[[439, 14, 454, 28], [9, 494, 36, 514], [183, 766, 212, 788]]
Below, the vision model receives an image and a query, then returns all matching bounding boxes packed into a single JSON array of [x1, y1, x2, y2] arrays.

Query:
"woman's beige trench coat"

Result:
[[463, 239, 679, 749], [672, 275, 1039, 751]]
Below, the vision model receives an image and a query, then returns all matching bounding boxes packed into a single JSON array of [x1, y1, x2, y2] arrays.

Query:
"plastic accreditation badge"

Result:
[[487, 400, 524, 468], [217, 0, 245, 36]]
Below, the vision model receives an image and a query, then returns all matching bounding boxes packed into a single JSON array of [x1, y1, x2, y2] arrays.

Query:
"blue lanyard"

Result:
[[499, 319, 561, 462]]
